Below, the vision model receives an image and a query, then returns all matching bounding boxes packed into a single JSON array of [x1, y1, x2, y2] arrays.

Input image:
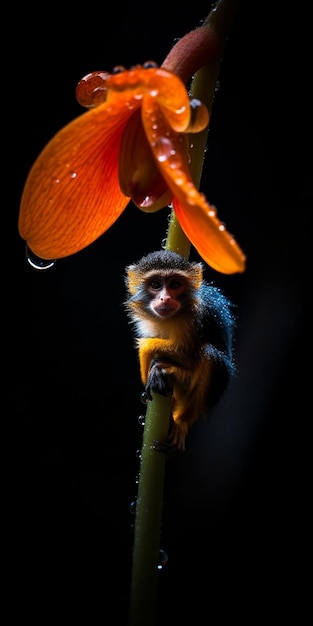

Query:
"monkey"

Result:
[[124, 249, 237, 451]]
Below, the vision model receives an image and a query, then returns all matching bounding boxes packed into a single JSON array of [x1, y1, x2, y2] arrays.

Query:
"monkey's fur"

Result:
[[124, 250, 236, 450]]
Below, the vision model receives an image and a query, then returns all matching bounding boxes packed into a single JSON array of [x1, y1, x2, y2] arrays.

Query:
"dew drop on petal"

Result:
[[76, 72, 110, 108], [154, 137, 174, 162], [89, 87, 107, 107], [142, 60, 158, 69], [26, 246, 56, 271], [135, 449, 142, 459], [112, 65, 126, 74], [170, 169, 185, 185]]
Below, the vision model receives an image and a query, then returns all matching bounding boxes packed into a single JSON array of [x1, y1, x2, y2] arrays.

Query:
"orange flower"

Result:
[[18, 35, 246, 274]]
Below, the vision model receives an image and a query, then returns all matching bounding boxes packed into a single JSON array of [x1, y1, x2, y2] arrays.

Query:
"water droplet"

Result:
[[135, 473, 140, 484], [175, 105, 187, 115], [70, 171, 77, 179], [135, 449, 142, 460], [140, 391, 149, 405], [129, 500, 137, 514], [112, 65, 126, 74], [154, 137, 174, 162], [138, 415, 145, 426], [143, 60, 158, 69], [26, 246, 56, 271], [171, 170, 185, 185], [158, 549, 168, 570], [161, 238, 167, 249]]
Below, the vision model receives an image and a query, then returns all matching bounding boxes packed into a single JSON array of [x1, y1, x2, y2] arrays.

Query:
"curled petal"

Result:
[[142, 94, 246, 274], [118, 109, 172, 211], [19, 95, 141, 259], [172, 197, 246, 274], [186, 99, 209, 133], [105, 66, 204, 132]]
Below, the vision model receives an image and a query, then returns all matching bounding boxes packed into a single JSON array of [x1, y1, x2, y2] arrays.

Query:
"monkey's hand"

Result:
[[145, 361, 173, 401], [152, 419, 187, 455]]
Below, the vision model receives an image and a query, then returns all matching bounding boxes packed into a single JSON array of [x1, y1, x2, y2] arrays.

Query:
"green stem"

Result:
[[128, 2, 241, 624], [128, 392, 172, 626]]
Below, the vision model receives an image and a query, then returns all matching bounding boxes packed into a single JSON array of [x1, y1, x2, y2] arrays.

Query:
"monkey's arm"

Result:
[[136, 337, 177, 399], [137, 337, 217, 450]]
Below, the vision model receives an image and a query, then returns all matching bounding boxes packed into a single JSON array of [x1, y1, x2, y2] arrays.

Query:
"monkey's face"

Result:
[[147, 274, 187, 318]]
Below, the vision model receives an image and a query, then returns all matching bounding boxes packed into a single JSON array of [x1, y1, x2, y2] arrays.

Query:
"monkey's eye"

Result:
[[168, 278, 182, 290], [149, 279, 162, 290]]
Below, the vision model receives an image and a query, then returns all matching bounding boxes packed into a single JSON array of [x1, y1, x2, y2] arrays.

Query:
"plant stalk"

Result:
[[128, 2, 241, 624]]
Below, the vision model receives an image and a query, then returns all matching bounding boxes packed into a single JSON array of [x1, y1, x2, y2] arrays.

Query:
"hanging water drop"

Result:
[[140, 391, 149, 405], [129, 500, 137, 514], [25, 246, 56, 271], [158, 549, 169, 570], [138, 415, 145, 426]]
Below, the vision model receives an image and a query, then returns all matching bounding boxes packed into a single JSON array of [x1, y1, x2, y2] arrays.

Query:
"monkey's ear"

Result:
[[125, 266, 141, 295], [189, 263, 203, 289]]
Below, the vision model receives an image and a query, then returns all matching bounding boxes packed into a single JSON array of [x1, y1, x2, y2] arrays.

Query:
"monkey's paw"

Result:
[[151, 420, 187, 455], [151, 438, 184, 456], [146, 364, 173, 400]]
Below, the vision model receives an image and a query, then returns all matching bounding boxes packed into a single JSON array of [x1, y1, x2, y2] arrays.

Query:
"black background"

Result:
[[11, 1, 310, 623]]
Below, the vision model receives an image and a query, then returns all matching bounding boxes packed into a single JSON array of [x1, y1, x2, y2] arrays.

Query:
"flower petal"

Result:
[[18, 95, 139, 259], [142, 94, 246, 274], [118, 109, 172, 211], [172, 197, 246, 274], [106, 66, 196, 132]]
